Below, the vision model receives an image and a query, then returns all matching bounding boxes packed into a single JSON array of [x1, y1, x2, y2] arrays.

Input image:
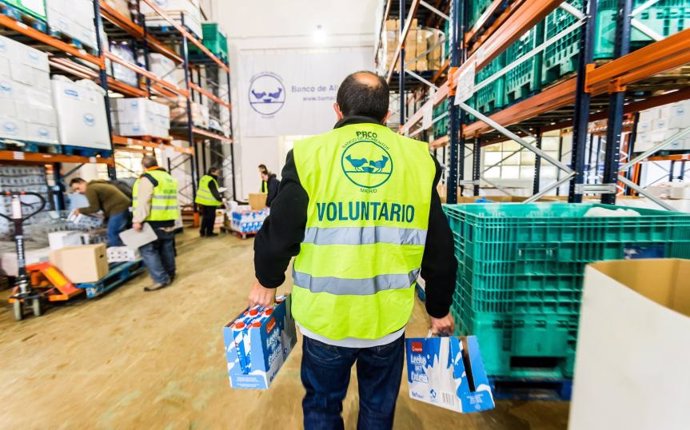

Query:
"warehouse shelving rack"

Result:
[[0, 0, 236, 213], [388, 0, 690, 207]]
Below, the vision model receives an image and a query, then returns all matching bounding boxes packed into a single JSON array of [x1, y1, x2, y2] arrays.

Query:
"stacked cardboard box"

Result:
[[635, 100, 690, 152], [171, 97, 209, 128], [46, 0, 98, 50], [111, 98, 171, 138], [52, 76, 111, 150], [0, 36, 59, 146], [140, 0, 203, 40], [141, 53, 178, 85], [382, 19, 444, 73], [104, 0, 133, 18], [109, 41, 138, 87]]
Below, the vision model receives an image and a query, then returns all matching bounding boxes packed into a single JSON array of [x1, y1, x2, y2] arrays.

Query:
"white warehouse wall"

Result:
[[210, 0, 379, 199]]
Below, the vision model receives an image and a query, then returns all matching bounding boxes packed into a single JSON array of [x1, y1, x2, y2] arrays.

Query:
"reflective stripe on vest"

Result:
[[291, 122, 435, 340], [195, 175, 221, 206], [132, 169, 179, 221]]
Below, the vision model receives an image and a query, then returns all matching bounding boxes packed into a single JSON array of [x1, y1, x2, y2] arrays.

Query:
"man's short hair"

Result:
[[69, 177, 86, 186], [208, 167, 220, 176], [142, 155, 158, 169], [336, 71, 389, 122]]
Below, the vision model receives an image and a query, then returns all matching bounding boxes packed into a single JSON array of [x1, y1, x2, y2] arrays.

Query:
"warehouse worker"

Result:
[[248, 71, 457, 429], [132, 155, 179, 292], [69, 178, 131, 247], [260, 169, 280, 207], [258, 164, 268, 193], [195, 167, 224, 237]]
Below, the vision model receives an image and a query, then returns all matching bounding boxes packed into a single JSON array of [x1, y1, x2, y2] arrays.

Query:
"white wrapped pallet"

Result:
[[52, 76, 110, 150], [111, 98, 170, 138], [46, 0, 97, 50]]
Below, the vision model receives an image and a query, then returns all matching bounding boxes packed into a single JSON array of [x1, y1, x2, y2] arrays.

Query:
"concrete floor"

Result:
[[0, 231, 569, 429]]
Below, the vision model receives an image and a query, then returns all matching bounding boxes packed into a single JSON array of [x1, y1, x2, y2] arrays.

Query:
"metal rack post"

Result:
[[93, 0, 117, 180], [533, 129, 542, 195], [446, 0, 463, 204], [625, 112, 639, 195], [472, 136, 481, 196], [180, 14, 198, 203], [601, 0, 633, 204], [568, 0, 598, 202], [399, 0, 406, 126]]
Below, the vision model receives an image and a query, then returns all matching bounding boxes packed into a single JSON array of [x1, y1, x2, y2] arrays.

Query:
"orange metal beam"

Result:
[[113, 135, 194, 154], [0, 15, 103, 68], [99, 0, 182, 63], [107, 77, 148, 97], [473, 0, 562, 70], [648, 154, 690, 162], [189, 82, 231, 109], [192, 127, 233, 143], [430, 135, 449, 148], [386, 0, 421, 82], [0, 151, 114, 165], [104, 52, 189, 97], [140, 0, 230, 73], [587, 28, 690, 94]]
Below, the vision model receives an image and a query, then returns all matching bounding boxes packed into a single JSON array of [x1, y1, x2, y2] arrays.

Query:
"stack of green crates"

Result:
[[0, 0, 47, 22], [468, 0, 495, 29], [542, 0, 583, 85], [189, 22, 228, 62], [444, 203, 690, 378], [472, 52, 506, 115], [504, 24, 543, 104], [432, 99, 450, 138]]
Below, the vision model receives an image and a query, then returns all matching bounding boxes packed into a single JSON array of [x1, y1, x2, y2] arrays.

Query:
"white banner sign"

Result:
[[238, 48, 374, 137]]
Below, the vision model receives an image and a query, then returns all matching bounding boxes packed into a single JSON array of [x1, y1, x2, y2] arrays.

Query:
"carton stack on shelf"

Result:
[[140, 0, 203, 40], [171, 96, 209, 129], [381, 19, 444, 74], [142, 53, 178, 85], [635, 100, 690, 152], [111, 98, 171, 138], [51, 76, 111, 150], [109, 41, 138, 87], [0, 35, 59, 146], [46, 0, 98, 50]]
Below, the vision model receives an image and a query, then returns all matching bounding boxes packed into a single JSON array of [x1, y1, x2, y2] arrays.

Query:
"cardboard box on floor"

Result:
[[50, 243, 109, 283], [248, 193, 267, 211], [569, 259, 690, 430]]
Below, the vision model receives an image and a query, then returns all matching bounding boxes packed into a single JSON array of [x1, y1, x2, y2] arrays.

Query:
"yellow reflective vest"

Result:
[[132, 169, 179, 221], [195, 175, 222, 206], [291, 122, 435, 340]]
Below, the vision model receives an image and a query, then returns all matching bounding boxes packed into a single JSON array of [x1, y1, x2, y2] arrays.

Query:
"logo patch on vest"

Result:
[[341, 135, 393, 190]]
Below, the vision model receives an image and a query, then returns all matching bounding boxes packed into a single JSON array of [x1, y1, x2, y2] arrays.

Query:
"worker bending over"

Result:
[[70, 178, 131, 247], [132, 155, 179, 292], [195, 167, 224, 237], [248, 71, 457, 430]]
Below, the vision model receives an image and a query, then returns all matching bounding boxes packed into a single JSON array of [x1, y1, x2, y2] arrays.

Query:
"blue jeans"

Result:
[[107, 211, 130, 247], [139, 226, 176, 285], [301, 335, 404, 430]]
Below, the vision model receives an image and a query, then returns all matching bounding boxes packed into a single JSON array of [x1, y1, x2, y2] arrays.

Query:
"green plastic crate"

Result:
[[468, 0, 495, 29], [432, 99, 450, 137], [504, 24, 543, 104], [473, 52, 506, 115], [0, 0, 47, 21], [542, 0, 583, 86], [445, 203, 690, 377], [189, 22, 228, 61]]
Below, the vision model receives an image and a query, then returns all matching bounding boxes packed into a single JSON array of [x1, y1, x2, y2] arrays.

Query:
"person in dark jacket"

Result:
[[258, 164, 268, 193], [195, 167, 224, 237], [70, 178, 131, 247], [261, 170, 280, 207]]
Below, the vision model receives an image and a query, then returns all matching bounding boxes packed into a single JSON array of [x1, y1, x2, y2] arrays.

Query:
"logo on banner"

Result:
[[341, 139, 393, 189], [248, 72, 286, 116]]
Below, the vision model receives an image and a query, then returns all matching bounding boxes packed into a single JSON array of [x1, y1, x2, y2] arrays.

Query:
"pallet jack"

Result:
[[2, 191, 83, 320]]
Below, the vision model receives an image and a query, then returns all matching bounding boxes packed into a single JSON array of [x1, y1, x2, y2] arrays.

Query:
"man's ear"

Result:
[[333, 103, 344, 120]]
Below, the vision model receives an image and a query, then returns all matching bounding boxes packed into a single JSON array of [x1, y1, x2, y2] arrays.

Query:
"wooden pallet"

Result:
[[77, 260, 145, 299], [0, 2, 48, 33], [61, 145, 112, 158], [489, 377, 573, 401], [0, 139, 60, 154]]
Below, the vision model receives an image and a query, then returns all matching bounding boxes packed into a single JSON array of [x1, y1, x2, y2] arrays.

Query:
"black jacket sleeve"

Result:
[[254, 151, 308, 288], [208, 179, 223, 202], [265, 176, 280, 207], [421, 157, 458, 318]]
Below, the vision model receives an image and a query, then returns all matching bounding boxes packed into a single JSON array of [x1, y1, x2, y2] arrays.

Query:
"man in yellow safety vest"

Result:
[[195, 167, 224, 237], [132, 155, 179, 292], [248, 71, 457, 429]]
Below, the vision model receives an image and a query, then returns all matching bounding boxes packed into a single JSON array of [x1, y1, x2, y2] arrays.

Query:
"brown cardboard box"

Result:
[[385, 19, 397, 31], [49, 244, 108, 283], [248, 193, 267, 210], [416, 30, 429, 71], [105, 0, 132, 18]]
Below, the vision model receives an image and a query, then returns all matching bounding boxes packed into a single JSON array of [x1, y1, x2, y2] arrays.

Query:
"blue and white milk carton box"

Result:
[[223, 295, 297, 389], [406, 336, 495, 413]]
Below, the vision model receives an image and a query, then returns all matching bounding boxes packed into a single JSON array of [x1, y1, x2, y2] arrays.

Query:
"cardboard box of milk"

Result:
[[406, 336, 495, 413], [223, 295, 296, 389]]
